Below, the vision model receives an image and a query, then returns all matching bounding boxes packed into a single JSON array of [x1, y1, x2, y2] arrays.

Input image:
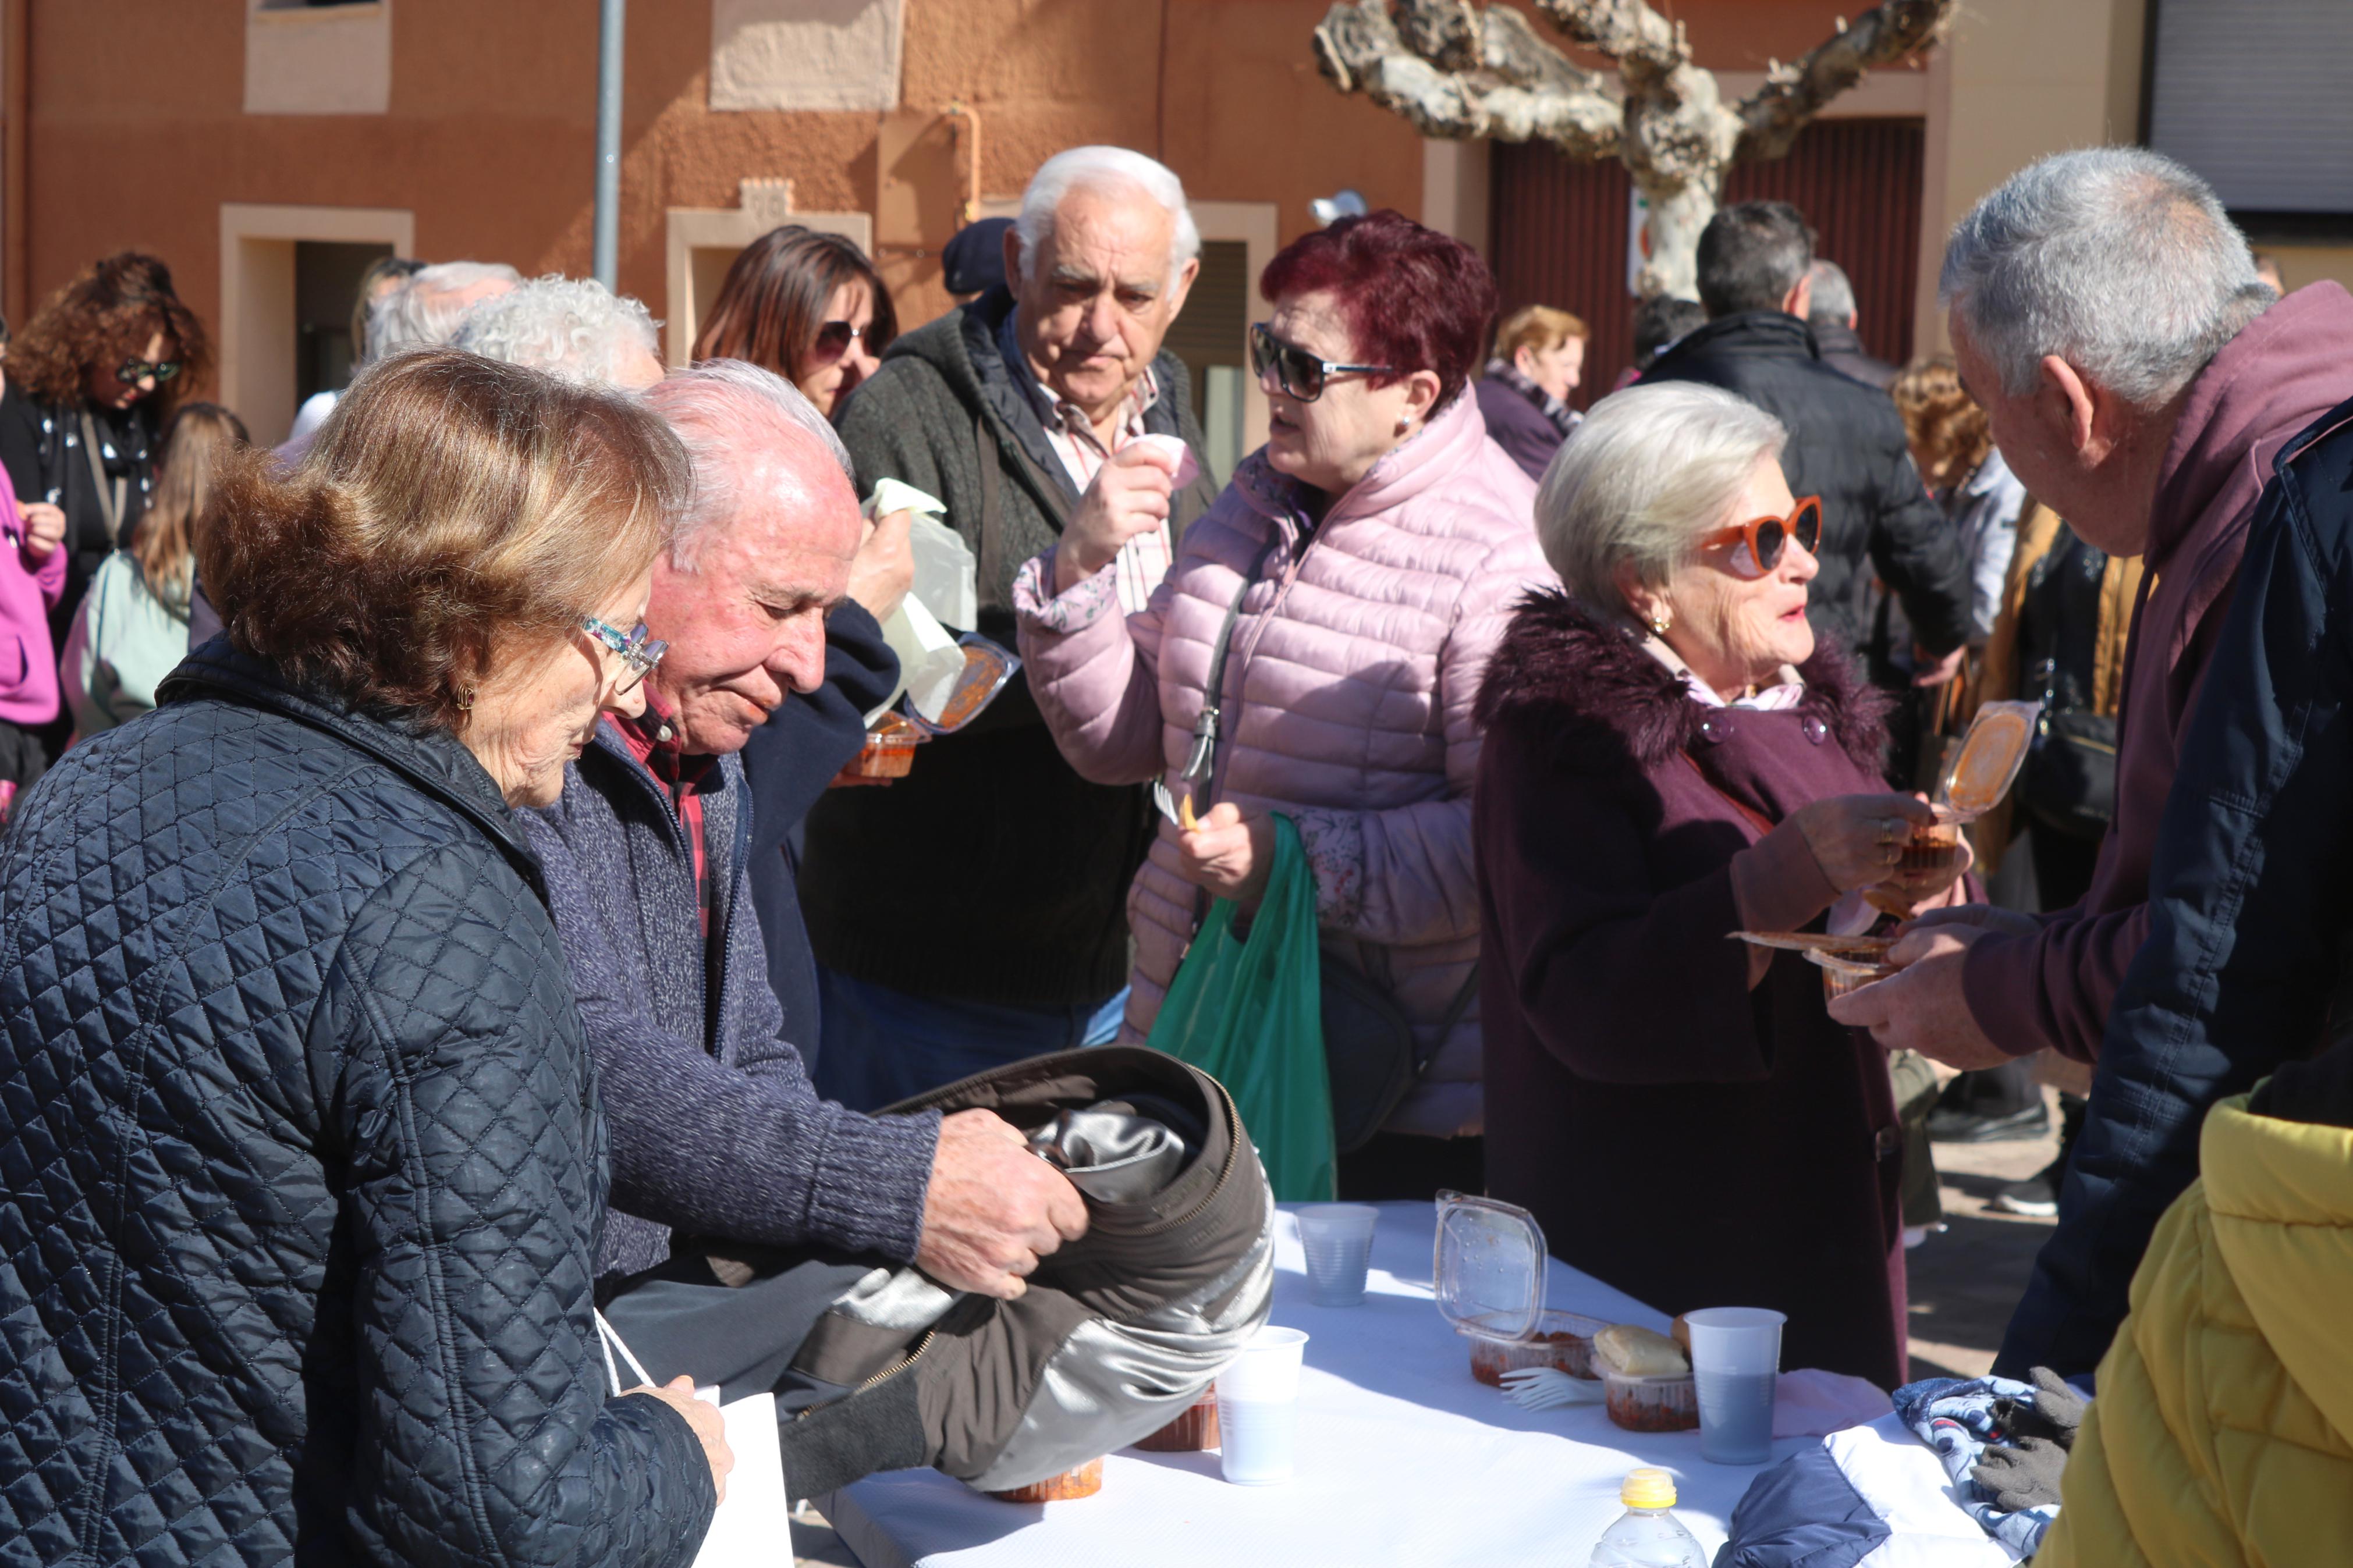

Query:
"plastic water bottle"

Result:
[[1587, 1469, 1708, 1567]]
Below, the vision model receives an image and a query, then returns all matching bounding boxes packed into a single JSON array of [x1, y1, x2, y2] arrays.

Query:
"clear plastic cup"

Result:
[[1684, 1307, 1785, 1464], [1215, 1325, 1310, 1485], [1297, 1204, 1379, 1307]]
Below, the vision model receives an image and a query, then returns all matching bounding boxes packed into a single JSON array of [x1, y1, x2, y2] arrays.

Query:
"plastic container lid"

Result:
[[1432, 1190, 1546, 1340], [1934, 699, 2042, 817], [1621, 1468, 1677, 1509]]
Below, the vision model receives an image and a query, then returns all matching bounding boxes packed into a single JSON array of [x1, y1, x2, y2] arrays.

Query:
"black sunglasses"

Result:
[[810, 320, 869, 364], [116, 358, 182, 386], [1249, 322, 1394, 403]]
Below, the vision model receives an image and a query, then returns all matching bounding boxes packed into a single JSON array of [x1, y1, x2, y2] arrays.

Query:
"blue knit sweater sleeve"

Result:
[[517, 788, 939, 1265]]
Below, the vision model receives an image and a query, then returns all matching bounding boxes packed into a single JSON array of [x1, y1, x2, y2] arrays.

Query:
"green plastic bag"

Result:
[[1146, 812, 1337, 1201]]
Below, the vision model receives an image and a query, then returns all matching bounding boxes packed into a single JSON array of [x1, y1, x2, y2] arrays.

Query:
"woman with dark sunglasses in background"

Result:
[[11, 251, 210, 653], [693, 224, 898, 421]]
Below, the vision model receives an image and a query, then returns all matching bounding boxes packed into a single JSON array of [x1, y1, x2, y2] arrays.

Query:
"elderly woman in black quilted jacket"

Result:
[[0, 350, 731, 1565]]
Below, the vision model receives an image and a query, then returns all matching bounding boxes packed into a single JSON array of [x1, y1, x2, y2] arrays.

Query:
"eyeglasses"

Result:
[[1249, 322, 1394, 403], [116, 358, 181, 386], [810, 320, 869, 365], [581, 617, 667, 695], [1701, 495, 1823, 576]]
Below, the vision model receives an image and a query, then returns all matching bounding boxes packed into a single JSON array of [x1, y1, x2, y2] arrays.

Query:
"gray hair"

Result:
[[1941, 147, 2272, 407], [1014, 145, 1201, 289], [365, 260, 524, 364], [643, 357, 854, 572], [1535, 382, 1787, 610], [450, 273, 661, 387], [1806, 259, 1857, 325]]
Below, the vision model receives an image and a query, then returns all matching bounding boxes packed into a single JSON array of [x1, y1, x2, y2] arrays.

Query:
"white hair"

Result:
[[450, 273, 661, 387], [1014, 145, 1201, 289], [1535, 382, 1788, 610], [1805, 259, 1857, 323], [1940, 147, 2272, 408], [365, 260, 524, 364], [643, 357, 854, 572]]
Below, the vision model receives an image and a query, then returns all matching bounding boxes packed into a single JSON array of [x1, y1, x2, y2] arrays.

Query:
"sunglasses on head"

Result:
[[809, 320, 869, 365], [116, 358, 181, 386], [1248, 322, 1394, 403], [1702, 495, 1823, 575]]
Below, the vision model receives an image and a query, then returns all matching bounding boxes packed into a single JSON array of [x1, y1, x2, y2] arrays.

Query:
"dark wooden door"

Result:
[[1489, 118, 1927, 407]]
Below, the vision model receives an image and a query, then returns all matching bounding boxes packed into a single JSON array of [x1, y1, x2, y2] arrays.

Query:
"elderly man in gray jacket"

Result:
[[520, 360, 1270, 1499]]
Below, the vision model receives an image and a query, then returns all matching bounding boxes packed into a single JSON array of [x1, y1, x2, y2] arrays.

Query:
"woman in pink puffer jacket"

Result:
[[1013, 212, 1556, 1193]]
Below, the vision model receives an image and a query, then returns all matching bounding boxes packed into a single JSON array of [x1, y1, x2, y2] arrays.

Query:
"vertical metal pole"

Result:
[[592, 0, 626, 290]]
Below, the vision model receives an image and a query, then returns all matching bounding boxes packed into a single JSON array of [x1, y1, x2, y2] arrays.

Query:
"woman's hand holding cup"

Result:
[[1790, 793, 1940, 895]]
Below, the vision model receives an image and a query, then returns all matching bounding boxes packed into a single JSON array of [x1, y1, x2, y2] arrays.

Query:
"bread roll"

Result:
[[1593, 1324, 1690, 1377]]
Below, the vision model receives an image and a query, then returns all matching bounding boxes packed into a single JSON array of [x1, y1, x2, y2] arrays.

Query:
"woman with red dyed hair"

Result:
[[1014, 209, 1555, 1199]]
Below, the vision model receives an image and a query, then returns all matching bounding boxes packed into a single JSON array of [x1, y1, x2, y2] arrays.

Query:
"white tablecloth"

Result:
[[819, 1200, 1808, 1567]]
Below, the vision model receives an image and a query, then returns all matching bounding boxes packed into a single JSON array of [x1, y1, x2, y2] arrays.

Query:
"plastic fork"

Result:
[[1499, 1366, 1606, 1410], [1151, 780, 1198, 831]]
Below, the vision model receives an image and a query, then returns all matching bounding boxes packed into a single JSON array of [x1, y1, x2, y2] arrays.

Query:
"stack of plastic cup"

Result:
[[1685, 1307, 1786, 1465], [1296, 1204, 1379, 1307], [1214, 1325, 1310, 1486]]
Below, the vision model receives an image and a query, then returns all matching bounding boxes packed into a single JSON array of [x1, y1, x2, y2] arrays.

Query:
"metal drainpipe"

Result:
[[592, 0, 626, 290]]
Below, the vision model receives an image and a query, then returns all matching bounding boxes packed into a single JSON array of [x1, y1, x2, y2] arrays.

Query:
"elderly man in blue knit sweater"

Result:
[[517, 361, 1093, 1492]]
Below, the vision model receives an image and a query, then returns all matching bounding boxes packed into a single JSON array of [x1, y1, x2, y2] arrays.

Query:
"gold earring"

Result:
[[456, 688, 475, 712], [1649, 611, 1671, 636]]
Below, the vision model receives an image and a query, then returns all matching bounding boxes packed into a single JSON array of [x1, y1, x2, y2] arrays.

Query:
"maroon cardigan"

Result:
[[1473, 592, 1908, 1389]]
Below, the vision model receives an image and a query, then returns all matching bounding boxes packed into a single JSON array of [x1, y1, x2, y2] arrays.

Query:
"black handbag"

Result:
[[1320, 945, 1479, 1153], [2021, 710, 2117, 840], [1184, 536, 1479, 1155], [2014, 527, 2119, 842]]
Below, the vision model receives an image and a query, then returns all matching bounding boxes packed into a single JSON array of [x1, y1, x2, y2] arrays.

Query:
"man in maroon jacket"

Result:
[[1832, 149, 2353, 1376], [1834, 148, 2353, 1073]]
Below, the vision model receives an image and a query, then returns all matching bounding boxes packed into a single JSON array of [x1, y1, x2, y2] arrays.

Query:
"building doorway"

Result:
[[294, 240, 392, 408]]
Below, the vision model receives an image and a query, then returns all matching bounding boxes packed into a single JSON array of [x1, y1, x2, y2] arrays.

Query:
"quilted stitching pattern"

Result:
[[0, 648, 712, 1565]]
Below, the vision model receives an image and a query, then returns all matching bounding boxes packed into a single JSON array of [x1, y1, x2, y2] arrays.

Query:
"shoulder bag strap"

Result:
[[594, 1310, 656, 1398], [1179, 534, 1284, 785], [77, 409, 123, 542], [1677, 749, 1778, 840]]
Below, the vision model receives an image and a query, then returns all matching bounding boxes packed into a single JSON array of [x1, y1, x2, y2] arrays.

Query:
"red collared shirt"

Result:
[[613, 696, 719, 938]]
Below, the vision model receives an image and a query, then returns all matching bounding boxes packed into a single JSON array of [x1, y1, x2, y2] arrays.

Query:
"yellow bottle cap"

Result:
[[1621, 1467, 1677, 1509]]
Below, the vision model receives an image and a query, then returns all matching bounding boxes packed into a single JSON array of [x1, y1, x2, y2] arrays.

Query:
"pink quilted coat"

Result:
[[1013, 393, 1556, 1137]]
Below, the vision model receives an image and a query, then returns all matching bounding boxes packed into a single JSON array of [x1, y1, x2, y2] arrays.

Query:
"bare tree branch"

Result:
[[1479, 5, 1607, 98], [1313, 0, 1621, 156], [1733, 0, 1952, 161], [1393, 0, 1481, 73], [1534, 0, 1687, 80]]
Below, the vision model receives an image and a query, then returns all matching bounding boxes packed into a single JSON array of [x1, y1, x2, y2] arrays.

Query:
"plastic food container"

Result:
[[985, 1457, 1103, 1502], [1464, 1308, 1607, 1386], [849, 713, 922, 778], [1809, 950, 1893, 1003], [1603, 1370, 1701, 1433], [1132, 1393, 1220, 1452], [1433, 1191, 1606, 1386], [1936, 700, 2040, 816]]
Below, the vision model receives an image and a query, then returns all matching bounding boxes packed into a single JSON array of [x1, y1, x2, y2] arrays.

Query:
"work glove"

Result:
[[1971, 1436, 2068, 1512], [1993, 1366, 2087, 1449]]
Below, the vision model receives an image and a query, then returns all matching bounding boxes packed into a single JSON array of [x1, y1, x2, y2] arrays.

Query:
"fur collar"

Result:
[[1474, 589, 1887, 773]]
